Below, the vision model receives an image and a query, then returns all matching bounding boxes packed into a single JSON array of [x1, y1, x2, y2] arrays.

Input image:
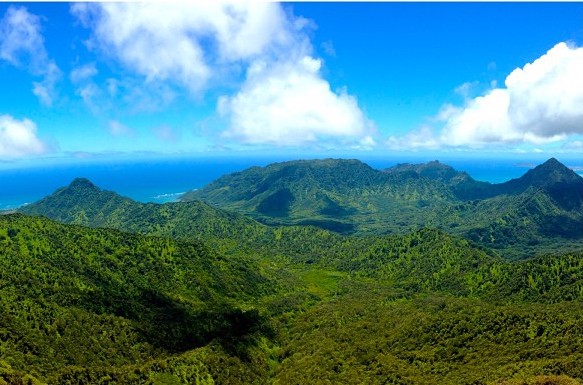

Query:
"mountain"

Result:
[[182, 158, 456, 233], [384, 157, 583, 203], [496, 158, 583, 209], [182, 158, 583, 257], [384, 160, 464, 182], [19, 158, 583, 260], [0, 213, 276, 384], [20, 177, 134, 224], [20, 177, 268, 252], [9, 178, 583, 383], [383, 160, 495, 200]]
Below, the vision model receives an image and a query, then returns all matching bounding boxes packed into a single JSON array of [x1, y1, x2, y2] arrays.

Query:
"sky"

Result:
[[0, 2, 582, 167]]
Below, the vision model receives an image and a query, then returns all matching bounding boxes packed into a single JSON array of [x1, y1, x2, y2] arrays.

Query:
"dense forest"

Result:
[[182, 158, 583, 259], [4, 158, 583, 384]]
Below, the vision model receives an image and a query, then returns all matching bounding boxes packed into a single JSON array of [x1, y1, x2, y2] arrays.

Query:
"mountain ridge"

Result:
[[19, 157, 583, 258], [181, 157, 583, 257], [8, 163, 583, 383]]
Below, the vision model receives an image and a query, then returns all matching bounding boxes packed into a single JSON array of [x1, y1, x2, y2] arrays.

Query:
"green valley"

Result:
[[4, 157, 583, 384], [182, 158, 583, 259]]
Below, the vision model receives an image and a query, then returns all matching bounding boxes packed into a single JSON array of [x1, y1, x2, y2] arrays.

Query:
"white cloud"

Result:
[[386, 126, 440, 151], [71, 2, 292, 94], [454, 81, 478, 100], [108, 120, 135, 137], [72, 2, 373, 148], [0, 6, 61, 106], [33, 61, 61, 106], [70, 63, 98, 84], [219, 56, 375, 146], [440, 42, 583, 148], [562, 140, 583, 151], [389, 42, 583, 151], [77, 83, 102, 113], [0, 115, 48, 157]]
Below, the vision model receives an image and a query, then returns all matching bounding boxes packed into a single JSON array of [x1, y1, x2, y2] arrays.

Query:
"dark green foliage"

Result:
[[182, 158, 455, 233], [0, 214, 275, 383], [182, 158, 583, 258], [4, 211, 583, 383], [19, 179, 269, 254], [256, 188, 294, 217], [273, 287, 583, 384], [8, 157, 583, 384]]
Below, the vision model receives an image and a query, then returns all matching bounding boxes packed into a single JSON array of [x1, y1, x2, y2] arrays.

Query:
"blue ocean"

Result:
[[1, 156, 581, 211]]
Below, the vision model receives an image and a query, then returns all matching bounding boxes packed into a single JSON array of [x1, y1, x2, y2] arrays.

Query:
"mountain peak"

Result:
[[544, 157, 561, 166], [68, 177, 99, 190], [19, 178, 132, 226], [520, 158, 580, 184], [495, 158, 583, 210]]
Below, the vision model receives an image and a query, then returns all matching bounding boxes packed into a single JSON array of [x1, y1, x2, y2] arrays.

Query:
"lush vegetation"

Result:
[[182, 158, 583, 259], [0, 214, 283, 384], [273, 287, 583, 384], [6, 157, 583, 384]]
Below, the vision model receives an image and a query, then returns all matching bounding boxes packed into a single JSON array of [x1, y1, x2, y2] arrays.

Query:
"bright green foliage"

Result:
[[182, 158, 583, 258], [7, 158, 583, 384], [272, 286, 583, 384], [0, 214, 277, 383]]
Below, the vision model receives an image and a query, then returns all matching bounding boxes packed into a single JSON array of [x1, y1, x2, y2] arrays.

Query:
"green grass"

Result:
[[296, 268, 348, 298]]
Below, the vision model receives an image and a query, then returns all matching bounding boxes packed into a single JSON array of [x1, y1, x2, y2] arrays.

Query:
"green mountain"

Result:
[[9, 171, 583, 384], [181, 158, 456, 233], [19, 177, 267, 253], [17, 176, 492, 273], [0, 214, 277, 384], [383, 160, 495, 200], [4, 214, 583, 384], [181, 158, 583, 258], [387, 157, 583, 203]]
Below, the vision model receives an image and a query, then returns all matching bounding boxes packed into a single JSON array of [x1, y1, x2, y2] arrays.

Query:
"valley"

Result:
[[2, 158, 582, 384]]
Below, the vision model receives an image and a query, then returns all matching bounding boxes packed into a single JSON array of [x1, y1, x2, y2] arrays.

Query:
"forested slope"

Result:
[[182, 158, 583, 258], [0, 214, 281, 384], [4, 212, 583, 383], [9, 158, 583, 384]]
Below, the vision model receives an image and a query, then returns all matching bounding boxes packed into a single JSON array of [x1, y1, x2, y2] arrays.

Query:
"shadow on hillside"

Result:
[[79, 281, 267, 356], [298, 219, 356, 234]]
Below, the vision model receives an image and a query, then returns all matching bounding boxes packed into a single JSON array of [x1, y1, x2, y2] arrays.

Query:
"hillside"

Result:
[[0, 214, 281, 384], [182, 158, 583, 258], [20, 178, 269, 253], [4, 214, 583, 384], [181, 158, 456, 233], [384, 160, 498, 200]]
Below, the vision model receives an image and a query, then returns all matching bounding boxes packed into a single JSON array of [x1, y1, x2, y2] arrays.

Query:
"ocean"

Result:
[[1, 156, 581, 211]]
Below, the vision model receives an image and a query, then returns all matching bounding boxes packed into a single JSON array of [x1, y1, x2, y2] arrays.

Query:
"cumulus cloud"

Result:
[[0, 6, 61, 106], [71, 2, 292, 94], [72, 2, 373, 147], [390, 42, 583, 150], [386, 126, 440, 151], [219, 56, 375, 146], [0, 115, 48, 157], [440, 42, 583, 147]]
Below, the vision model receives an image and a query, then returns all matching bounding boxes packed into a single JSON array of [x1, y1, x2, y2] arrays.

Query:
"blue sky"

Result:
[[0, 2, 582, 167]]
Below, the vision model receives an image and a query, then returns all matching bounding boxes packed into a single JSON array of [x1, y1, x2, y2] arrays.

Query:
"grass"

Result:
[[296, 268, 348, 298]]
